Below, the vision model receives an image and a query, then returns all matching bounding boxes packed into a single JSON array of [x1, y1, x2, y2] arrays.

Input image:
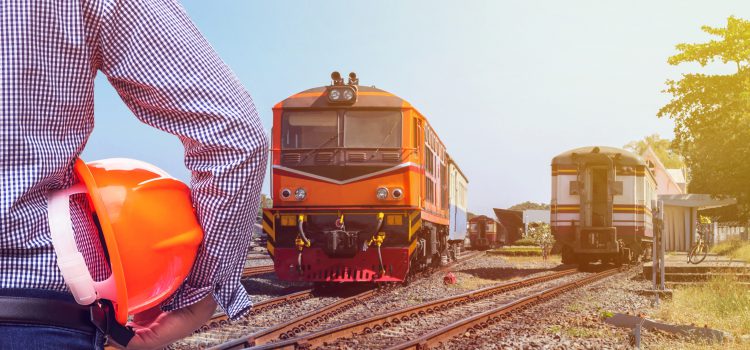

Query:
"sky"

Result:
[[83, 1, 750, 217]]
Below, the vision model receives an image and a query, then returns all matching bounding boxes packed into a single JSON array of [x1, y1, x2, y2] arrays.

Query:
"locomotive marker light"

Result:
[[280, 188, 292, 199], [376, 187, 389, 200], [392, 188, 404, 199]]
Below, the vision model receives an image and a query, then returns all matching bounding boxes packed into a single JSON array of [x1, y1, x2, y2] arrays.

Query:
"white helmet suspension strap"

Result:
[[48, 183, 117, 306]]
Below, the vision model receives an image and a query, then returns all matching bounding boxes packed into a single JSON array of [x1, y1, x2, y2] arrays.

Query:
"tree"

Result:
[[257, 194, 273, 216], [657, 16, 750, 219], [508, 201, 550, 211], [624, 134, 684, 168]]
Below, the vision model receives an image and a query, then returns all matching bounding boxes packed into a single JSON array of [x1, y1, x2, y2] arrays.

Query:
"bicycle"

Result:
[[687, 230, 708, 264]]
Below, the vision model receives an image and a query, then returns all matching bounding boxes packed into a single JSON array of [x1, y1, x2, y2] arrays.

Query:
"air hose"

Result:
[[368, 213, 386, 276], [295, 215, 311, 274]]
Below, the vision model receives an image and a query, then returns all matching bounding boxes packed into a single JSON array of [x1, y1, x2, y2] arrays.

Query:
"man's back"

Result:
[[1, 1, 268, 347]]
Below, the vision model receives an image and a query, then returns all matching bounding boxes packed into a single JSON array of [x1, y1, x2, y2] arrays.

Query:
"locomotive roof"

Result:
[[552, 146, 646, 166], [276, 85, 412, 109]]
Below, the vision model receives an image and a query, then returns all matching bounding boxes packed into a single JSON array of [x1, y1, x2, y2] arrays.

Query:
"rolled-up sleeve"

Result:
[[96, 0, 268, 319]]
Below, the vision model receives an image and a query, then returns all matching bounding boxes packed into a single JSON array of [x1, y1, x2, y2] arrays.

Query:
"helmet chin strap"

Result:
[[47, 183, 117, 305]]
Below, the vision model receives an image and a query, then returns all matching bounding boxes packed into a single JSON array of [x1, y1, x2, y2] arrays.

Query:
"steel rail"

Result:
[[242, 265, 276, 278], [196, 289, 315, 334], [209, 250, 485, 349], [240, 268, 578, 350], [388, 268, 620, 350], [208, 288, 381, 350]]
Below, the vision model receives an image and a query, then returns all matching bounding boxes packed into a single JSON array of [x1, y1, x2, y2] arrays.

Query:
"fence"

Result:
[[709, 221, 748, 245]]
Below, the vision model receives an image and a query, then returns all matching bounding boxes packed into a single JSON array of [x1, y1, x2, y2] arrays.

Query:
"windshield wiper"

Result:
[[300, 134, 339, 162], [372, 119, 400, 157]]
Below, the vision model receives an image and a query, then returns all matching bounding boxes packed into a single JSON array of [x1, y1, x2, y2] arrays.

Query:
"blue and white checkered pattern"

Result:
[[0, 0, 268, 320]]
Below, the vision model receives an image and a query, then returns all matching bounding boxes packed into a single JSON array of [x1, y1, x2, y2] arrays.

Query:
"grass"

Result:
[[656, 275, 750, 338], [710, 238, 750, 263], [488, 246, 543, 256]]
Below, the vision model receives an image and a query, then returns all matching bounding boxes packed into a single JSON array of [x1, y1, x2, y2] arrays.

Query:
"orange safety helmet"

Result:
[[48, 158, 203, 325]]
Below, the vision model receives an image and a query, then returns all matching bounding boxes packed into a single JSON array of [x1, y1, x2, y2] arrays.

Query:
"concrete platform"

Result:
[[643, 252, 750, 284]]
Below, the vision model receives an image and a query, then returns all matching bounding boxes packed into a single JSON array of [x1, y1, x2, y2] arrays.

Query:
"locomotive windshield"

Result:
[[343, 111, 401, 148], [281, 110, 402, 149], [281, 111, 338, 149]]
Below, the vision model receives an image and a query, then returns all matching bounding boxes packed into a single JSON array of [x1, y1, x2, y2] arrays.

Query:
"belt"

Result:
[[0, 296, 135, 345], [0, 296, 95, 333]]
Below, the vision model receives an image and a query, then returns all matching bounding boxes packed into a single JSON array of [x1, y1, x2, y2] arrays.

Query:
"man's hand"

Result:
[[113, 294, 217, 350]]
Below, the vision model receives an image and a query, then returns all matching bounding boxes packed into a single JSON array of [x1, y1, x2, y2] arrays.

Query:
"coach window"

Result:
[[343, 110, 402, 148], [281, 111, 338, 149]]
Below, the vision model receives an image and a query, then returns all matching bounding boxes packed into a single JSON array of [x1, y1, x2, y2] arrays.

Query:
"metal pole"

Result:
[[652, 200, 659, 305], [659, 200, 666, 291]]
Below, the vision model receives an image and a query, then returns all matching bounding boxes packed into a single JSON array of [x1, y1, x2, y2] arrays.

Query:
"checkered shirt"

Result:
[[0, 0, 268, 320]]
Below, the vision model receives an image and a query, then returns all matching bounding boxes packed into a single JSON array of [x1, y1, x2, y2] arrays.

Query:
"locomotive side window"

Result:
[[343, 111, 402, 148], [281, 111, 338, 149]]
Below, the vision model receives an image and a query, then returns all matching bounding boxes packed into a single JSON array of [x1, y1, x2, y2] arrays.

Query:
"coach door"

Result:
[[584, 166, 612, 228]]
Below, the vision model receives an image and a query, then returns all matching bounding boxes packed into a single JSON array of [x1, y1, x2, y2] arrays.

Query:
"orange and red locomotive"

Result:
[[262, 72, 468, 282]]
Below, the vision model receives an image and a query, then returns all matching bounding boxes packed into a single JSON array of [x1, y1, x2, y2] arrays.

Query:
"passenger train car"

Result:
[[262, 72, 469, 282], [551, 146, 656, 265], [468, 215, 504, 250]]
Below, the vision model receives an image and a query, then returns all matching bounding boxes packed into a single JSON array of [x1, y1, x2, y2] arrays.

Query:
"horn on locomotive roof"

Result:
[[331, 71, 344, 86], [348, 72, 359, 85]]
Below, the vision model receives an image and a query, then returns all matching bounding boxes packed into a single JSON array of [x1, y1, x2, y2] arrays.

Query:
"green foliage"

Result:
[[507, 201, 550, 211], [657, 274, 750, 337], [525, 222, 555, 246], [488, 247, 542, 256], [257, 194, 273, 216], [710, 238, 745, 255], [658, 16, 750, 219], [624, 134, 684, 168], [512, 238, 539, 246]]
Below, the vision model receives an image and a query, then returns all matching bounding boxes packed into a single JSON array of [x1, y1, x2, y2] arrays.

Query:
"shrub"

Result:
[[512, 238, 538, 247]]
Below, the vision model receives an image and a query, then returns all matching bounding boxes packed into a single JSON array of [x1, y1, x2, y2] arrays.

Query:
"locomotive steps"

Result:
[[643, 252, 750, 286]]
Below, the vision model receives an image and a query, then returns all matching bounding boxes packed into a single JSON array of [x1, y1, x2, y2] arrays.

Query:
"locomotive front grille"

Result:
[[381, 152, 400, 162], [347, 152, 367, 162], [282, 153, 302, 163], [315, 152, 334, 163]]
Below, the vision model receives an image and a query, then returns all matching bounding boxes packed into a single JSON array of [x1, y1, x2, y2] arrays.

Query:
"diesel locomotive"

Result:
[[262, 72, 469, 282], [551, 146, 656, 265]]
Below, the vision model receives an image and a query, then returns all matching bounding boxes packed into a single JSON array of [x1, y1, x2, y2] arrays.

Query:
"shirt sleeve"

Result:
[[95, 0, 268, 319]]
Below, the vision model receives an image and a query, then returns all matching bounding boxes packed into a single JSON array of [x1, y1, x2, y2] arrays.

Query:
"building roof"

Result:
[[658, 194, 736, 209], [666, 169, 686, 184]]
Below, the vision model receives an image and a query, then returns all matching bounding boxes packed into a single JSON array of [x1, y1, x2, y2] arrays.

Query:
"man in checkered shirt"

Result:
[[1, 1, 268, 349]]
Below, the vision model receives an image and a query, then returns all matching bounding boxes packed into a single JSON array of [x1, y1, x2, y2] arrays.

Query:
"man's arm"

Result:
[[96, 0, 268, 323]]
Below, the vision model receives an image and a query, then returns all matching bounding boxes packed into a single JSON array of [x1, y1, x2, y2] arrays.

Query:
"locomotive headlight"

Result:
[[392, 188, 403, 199], [329, 89, 341, 101], [343, 89, 354, 100], [376, 187, 389, 200], [295, 188, 307, 200]]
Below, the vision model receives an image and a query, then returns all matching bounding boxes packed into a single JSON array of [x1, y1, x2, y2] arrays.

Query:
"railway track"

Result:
[[237, 267, 619, 350], [207, 250, 486, 350], [242, 264, 275, 278], [388, 268, 619, 350], [198, 289, 315, 333]]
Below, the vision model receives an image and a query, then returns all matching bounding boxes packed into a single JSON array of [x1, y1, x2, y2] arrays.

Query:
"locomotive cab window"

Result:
[[343, 111, 402, 148], [281, 111, 338, 149]]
